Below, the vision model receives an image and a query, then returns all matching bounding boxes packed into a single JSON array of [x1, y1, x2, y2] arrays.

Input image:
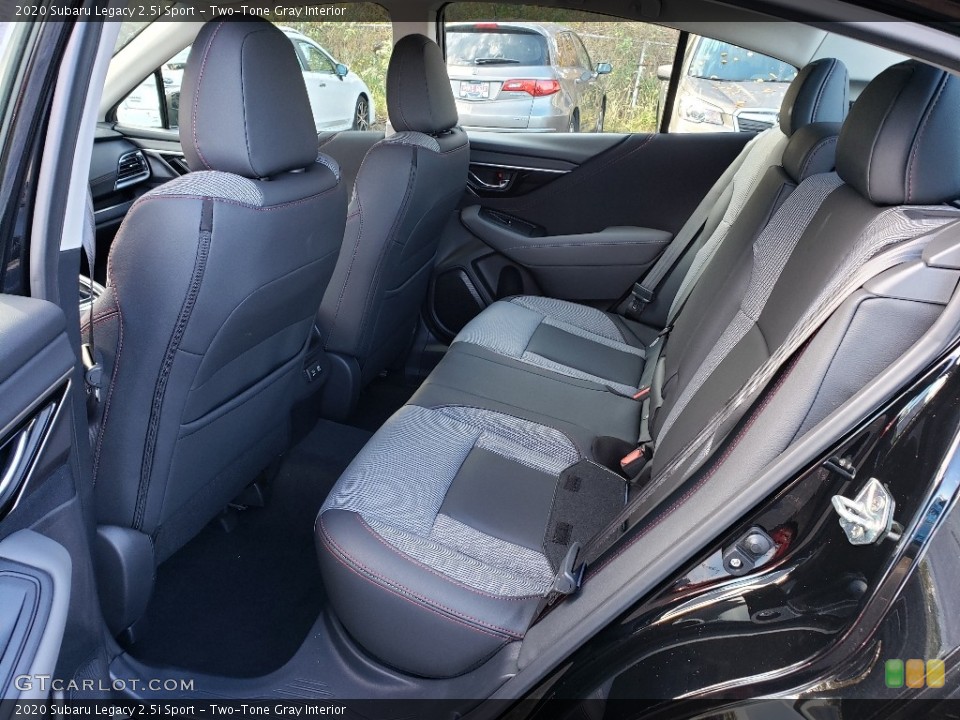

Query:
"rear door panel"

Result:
[[0, 295, 78, 706], [427, 131, 750, 340]]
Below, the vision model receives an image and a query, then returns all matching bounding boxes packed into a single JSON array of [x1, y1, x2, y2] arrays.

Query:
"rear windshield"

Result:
[[689, 37, 797, 83], [446, 26, 549, 66]]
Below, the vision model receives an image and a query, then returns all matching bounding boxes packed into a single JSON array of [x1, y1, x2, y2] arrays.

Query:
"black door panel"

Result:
[[0, 295, 78, 705], [467, 132, 749, 237], [428, 131, 751, 340], [0, 296, 73, 439], [468, 130, 627, 165]]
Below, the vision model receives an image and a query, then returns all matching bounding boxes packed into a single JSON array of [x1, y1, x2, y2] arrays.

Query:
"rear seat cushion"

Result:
[[454, 296, 649, 395], [317, 404, 623, 677]]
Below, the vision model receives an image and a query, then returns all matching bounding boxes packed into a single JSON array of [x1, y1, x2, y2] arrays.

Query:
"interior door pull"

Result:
[[0, 404, 55, 513], [468, 170, 512, 191]]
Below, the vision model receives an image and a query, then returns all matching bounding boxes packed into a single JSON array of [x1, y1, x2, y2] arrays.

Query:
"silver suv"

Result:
[[446, 22, 612, 133]]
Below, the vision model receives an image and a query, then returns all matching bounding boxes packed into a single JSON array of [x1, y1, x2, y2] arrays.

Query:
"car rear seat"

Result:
[[315, 61, 960, 679], [452, 58, 850, 393]]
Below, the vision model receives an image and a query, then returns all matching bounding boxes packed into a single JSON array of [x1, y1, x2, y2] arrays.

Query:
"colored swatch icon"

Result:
[[885, 659, 946, 688]]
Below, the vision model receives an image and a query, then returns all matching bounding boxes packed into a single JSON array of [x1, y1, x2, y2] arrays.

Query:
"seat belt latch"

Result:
[[550, 542, 583, 596], [620, 443, 652, 477], [625, 282, 655, 320], [631, 282, 654, 304], [81, 343, 103, 402], [632, 386, 651, 401]]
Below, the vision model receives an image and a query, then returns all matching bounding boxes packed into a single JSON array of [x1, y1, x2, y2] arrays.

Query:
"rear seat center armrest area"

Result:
[[314, 60, 960, 679]]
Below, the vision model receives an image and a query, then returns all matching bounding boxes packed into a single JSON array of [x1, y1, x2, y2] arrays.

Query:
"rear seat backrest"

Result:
[[646, 58, 850, 325], [652, 61, 960, 471]]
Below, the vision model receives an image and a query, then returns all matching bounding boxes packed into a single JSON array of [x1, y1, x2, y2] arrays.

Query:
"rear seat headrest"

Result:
[[387, 34, 459, 134], [780, 58, 850, 137], [181, 19, 318, 179], [782, 122, 842, 183], [837, 60, 960, 206]]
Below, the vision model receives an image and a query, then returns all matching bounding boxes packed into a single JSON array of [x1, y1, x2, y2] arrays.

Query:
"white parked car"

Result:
[[116, 29, 375, 132], [280, 27, 376, 132]]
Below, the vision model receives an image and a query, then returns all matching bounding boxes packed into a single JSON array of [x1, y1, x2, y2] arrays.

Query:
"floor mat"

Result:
[[126, 420, 372, 678]]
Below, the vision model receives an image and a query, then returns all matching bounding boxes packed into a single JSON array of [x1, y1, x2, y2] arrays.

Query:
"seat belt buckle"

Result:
[[624, 282, 655, 321], [632, 386, 651, 401], [620, 444, 652, 478], [81, 343, 103, 402], [631, 282, 654, 304], [550, 542, 584, 596]]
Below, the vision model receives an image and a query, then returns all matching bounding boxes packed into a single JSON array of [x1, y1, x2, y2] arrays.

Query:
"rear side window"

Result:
[[665, 34, 799, 134], [443, 3, 680, 134], [446, 26, 550, 66]]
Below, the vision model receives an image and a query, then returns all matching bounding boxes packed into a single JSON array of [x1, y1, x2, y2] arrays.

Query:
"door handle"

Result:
[[318, 82, 327, 88], [468, 170, 513, 191], [0, 404, 54, 514]]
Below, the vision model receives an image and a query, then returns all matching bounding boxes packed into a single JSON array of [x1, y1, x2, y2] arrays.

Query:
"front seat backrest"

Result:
[[317, 34, 469, 417], [89, 19, 347, 563]]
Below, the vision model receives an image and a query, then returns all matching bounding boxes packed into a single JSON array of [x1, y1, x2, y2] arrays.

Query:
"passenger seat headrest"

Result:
[[387, 34, 459, 134], [782, 122, 842, 184], [780, 58, 849, 137], [181, 19, 318, 179], [837, 60, 960, 206]]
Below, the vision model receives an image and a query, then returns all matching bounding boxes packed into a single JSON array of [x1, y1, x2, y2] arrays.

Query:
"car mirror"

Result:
[[595, 62, 613, 75], [335, 63, 348, 79], [657, 64, 673, 82]]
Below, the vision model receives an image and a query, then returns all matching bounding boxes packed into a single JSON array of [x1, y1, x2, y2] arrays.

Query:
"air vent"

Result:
[[159, 152, 190, 176], [115, 150, 150, 190]]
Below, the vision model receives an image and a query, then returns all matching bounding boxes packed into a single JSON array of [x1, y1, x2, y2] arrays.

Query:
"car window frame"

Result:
[[555, 32, 578, 69], [296, 38, 337, 74], [572, 33, 593, 72], [111, 67, 170, 130]]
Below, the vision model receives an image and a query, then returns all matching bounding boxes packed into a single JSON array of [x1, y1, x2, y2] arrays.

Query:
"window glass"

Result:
[[443, 3, 679, 134], [297, 40, 337, 74], [556, 34, 578, 68], [115, 74, 163, 129], [446, 26, 550, 67], [0, 22, 33, 295], [666, 35, 798, 134], [689, 37, 797, 82], [573, 35, 593, 71], [111, 4, 391, 133]]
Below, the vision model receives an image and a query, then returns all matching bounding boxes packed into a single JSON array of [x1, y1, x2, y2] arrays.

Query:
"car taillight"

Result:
[[501, 79, 561, 97], [474, 22, 499, 28]]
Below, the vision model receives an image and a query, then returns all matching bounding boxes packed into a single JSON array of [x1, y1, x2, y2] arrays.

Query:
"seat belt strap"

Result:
[[80, 194, 102, 403], [620, 140, 754, 321]]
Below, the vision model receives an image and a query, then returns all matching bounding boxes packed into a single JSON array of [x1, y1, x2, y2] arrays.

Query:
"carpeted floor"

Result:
[[346, 375, 418, 432], [125, 419, 372, 678]]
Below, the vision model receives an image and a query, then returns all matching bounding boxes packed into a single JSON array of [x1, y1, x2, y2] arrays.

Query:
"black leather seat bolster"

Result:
[[317, 508, 537, 678]]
